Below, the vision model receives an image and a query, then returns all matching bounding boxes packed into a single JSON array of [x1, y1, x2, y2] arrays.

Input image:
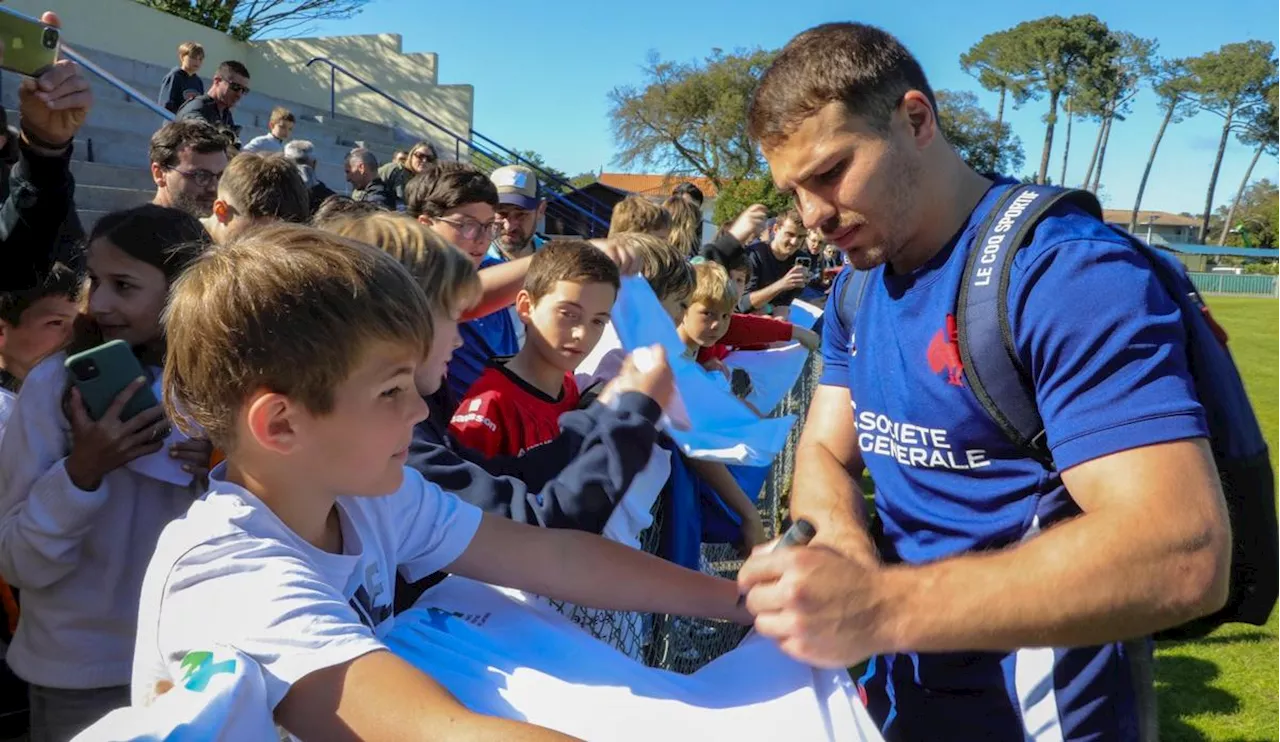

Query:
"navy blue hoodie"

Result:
[[408, 388, 663, 533]]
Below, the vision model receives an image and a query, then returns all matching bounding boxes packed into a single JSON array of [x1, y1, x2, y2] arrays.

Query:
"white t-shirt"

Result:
[[131, 466, 483, 711]]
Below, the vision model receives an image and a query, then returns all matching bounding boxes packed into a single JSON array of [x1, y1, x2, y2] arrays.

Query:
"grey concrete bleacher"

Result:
[[2, 45, 427, 229]]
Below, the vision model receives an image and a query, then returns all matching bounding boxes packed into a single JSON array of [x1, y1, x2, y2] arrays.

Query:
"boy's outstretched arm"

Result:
[[448, 513, 751, 623], [277, 650, 580, 742]]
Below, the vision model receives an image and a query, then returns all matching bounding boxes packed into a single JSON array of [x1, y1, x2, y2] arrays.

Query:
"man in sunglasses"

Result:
[[175, 60, 251, 139]]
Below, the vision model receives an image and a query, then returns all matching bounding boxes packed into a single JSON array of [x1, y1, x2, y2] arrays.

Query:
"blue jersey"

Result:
[[819, 180, 1207, 741]]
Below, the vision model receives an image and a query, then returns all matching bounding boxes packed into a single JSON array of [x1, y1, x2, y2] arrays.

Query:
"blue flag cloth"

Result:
[[604, 277, 795, 467]]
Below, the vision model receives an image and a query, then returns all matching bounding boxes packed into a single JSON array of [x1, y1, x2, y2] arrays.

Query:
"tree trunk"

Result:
[[1059, 97, 1073, 185], [1091, 114, 1114, 194], [1129, 99, 1177, 233], [1081, 110, 1106, 188], [1199, 103, 1237, 244], [1218, 141, 1265, 245], [1036, 89, 1061, 184], [993, 86, 1007, 172]]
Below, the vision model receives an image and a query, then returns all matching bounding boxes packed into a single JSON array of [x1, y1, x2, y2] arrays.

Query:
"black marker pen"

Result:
[[738, 519, 817, 607]]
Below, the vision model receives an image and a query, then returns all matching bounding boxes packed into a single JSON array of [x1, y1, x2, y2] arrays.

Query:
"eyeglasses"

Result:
[[164, 166, 222, 188], [411, 151, 432, 161], [436, 217, 501, 241]]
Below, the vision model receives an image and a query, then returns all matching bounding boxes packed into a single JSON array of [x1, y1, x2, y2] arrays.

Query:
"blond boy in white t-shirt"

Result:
[[133, 223, 748, 740]]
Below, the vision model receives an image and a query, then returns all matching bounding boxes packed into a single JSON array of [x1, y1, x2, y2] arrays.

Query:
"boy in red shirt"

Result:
[[450, 240, 619, 457], [681, 262, 818, 372]]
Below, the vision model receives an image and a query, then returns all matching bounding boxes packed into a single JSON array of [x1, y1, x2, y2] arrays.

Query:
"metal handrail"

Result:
[[303, 56, 610, 231], [61, 45, 174, 122]]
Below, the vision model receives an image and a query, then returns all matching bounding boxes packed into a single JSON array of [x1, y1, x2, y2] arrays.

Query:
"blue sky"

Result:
[[312, 0, 1279, 216]]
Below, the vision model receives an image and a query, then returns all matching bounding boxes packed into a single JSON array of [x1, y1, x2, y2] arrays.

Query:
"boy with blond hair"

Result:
[[329, 214, 670, 537], [158, 42, 204, 114], [242, 106, 296, 154], [137, 224, 746, 739], [608, 196, 671, 239]]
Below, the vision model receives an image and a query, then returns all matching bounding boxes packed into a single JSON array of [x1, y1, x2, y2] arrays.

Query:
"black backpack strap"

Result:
[[956, 184, 1102, 466]]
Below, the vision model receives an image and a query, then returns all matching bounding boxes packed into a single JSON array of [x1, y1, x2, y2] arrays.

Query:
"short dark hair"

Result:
[[524, 240, 620, 301], [747, 22, 936, 147], [149, 120, 229, 168], [0, 262, 81, 327], [404, 162, 498, 219], [672, 182, 704, 207], [217, 60, 250, 79], [312, 195, 384, 227], [219, 153, 310, 224]]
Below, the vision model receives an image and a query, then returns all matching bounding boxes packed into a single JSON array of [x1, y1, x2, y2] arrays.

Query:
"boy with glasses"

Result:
[[407, 162, 518, 397]]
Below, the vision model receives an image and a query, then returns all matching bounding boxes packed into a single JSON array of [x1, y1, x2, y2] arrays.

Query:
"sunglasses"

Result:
[[216, 77, 251, 95]]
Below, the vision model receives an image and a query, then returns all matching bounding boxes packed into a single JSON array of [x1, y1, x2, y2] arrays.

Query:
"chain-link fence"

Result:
[[550, 352, 823, 672]]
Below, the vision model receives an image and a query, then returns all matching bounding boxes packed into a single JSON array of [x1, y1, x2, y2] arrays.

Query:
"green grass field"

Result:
[[1155, 295, 1279, 742]]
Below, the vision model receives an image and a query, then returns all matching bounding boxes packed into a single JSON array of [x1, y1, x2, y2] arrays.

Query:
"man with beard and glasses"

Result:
[[149, 120, 229, 219], [736, 22, 1230, 742]]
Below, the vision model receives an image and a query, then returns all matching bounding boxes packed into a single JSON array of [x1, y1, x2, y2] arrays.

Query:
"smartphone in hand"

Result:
[[0, 6, 60, 78], [65, 340, 159, 422]]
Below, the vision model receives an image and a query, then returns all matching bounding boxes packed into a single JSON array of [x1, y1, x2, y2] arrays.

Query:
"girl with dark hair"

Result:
[[0, 205, 211, 739]]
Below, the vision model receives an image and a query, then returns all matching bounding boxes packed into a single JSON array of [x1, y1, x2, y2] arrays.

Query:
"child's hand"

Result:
[[65, 379, 169, 492], [596, 238, 642, 275], [170, 438, 214, 490], [793, 326, 820, 351], [610, 345, 675, 410]]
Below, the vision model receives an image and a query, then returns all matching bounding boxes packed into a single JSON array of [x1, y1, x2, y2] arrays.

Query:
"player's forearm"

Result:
[[790, 439, 874, 558], [878, 501, 1229, 654]]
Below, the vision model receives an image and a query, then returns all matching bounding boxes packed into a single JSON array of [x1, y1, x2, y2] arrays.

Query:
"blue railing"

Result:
[[304, 57, 611, 235], [61, 44, 174, 122]]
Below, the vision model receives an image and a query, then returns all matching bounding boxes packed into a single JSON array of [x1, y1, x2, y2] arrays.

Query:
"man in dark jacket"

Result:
[[0, 18, 94, 292], [175, 60, 249, 146], [344, 148, 396, 210]]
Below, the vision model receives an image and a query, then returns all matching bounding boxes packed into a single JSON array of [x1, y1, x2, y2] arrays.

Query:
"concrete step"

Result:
[[76, 184, 154, 213], [71, 160, 156, 191]]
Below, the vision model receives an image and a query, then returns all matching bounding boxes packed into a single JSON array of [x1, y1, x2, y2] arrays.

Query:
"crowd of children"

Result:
[[0, 73, 839, 736]]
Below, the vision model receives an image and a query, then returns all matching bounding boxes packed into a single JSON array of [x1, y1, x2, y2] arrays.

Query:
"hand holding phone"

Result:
[[6, 10, 94, 153], [64, 341, 168, 491], [0, 6, 60, 78], [64, 379, 170, 492]]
